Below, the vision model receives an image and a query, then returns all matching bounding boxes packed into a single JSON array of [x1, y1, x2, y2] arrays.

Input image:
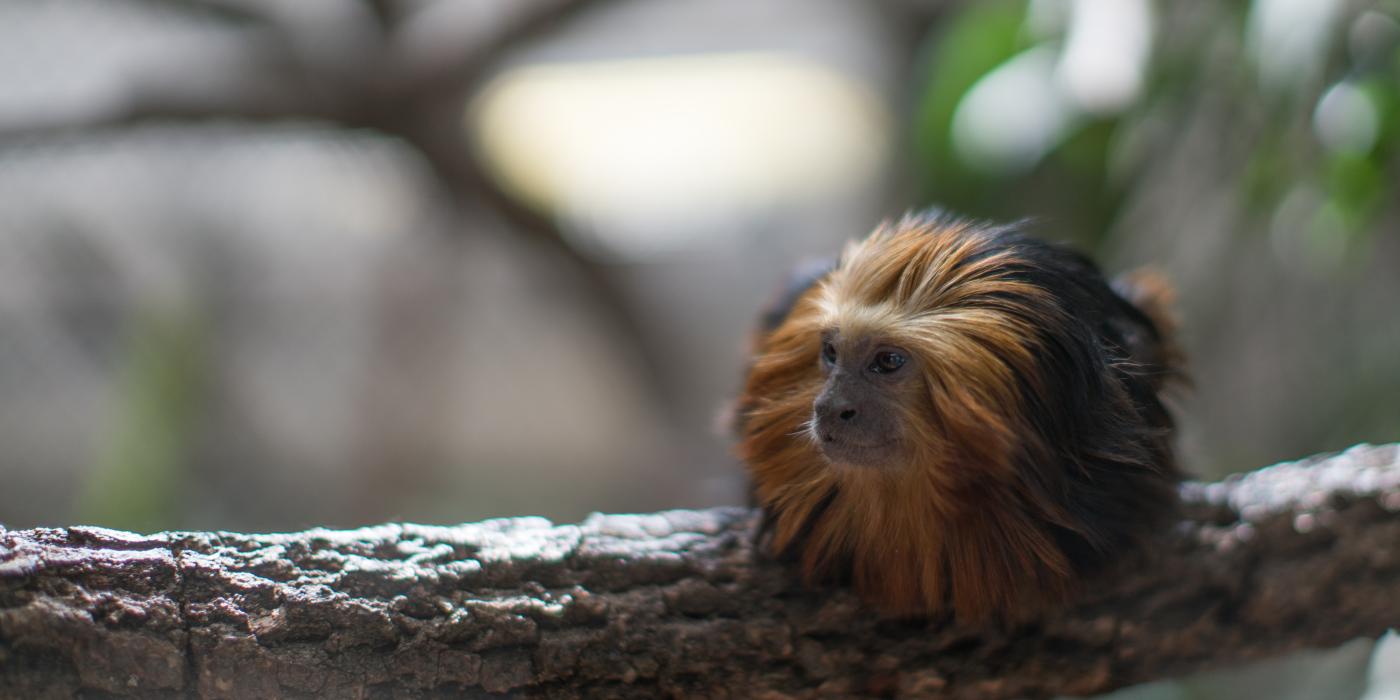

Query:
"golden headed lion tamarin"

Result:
[[735, 211, 1183, 621]]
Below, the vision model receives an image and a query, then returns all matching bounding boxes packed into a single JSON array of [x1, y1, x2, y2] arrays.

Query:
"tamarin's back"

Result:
[[735, 212, 1183, 620]]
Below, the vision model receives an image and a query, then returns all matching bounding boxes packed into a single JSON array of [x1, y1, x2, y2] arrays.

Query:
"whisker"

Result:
[[789, 416, 821, 446]]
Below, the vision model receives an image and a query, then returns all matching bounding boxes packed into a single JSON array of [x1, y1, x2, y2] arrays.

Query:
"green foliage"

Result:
[[909, 1, 1400, 253], [911, 0, 1031, 208]]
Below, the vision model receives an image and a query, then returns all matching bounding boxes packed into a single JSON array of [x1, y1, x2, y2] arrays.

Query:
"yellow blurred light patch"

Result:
[[469, 52, 889, 258]]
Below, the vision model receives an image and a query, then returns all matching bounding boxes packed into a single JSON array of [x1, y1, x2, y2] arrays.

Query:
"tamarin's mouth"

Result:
[[818, 436, 897, 467]]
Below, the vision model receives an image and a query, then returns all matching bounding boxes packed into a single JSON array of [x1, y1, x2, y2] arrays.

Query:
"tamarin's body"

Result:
[[736, 212, 1183, 621]]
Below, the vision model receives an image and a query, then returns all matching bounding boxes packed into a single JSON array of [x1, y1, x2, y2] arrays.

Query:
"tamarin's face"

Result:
[[811, 331, 918, 469]]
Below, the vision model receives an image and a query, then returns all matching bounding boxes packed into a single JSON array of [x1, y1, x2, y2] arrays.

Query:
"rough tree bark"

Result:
[[3, 443, 1400, 699]]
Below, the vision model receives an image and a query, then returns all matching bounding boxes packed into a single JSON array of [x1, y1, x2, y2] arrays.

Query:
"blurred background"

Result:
[[10, 0, 1397, 533], [1, 0, 1399, 695]]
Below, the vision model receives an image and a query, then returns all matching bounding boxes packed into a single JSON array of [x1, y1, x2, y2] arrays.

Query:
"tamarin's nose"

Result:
[[815, 392, 858, 426]]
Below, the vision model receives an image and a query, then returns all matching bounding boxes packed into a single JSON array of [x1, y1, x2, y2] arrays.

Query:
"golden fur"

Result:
[[737, 215, 1180, 620]]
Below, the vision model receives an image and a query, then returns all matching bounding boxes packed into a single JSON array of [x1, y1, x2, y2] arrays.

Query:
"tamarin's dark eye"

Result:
[[821, 341, 838, 365], [870, 351, 906, 374]]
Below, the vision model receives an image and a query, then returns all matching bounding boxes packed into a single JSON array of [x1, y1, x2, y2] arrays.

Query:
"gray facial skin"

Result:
[[812, 334, 916, 468]]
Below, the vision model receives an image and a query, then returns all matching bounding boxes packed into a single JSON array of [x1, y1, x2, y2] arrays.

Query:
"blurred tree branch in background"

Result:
[[3, 444, 1399, 697], [0, 0, 626, 331]]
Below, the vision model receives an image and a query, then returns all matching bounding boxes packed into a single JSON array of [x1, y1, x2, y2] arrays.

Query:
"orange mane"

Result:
[[737, 214, 1180, 620]]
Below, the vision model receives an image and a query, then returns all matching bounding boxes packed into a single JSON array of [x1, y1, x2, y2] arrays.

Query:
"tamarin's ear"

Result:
[[1113, 267, 1178, 343], [1112, 267, 1188, 390]]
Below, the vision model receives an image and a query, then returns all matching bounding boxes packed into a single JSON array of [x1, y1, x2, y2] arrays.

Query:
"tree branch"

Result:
[[4, 443, 1399, 698], [0, 0, 615, 143], [0, 0, 668, 415]]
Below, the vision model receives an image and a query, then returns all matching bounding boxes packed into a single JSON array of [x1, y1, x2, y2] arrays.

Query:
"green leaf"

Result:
[[79, 308, 208, 533]]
